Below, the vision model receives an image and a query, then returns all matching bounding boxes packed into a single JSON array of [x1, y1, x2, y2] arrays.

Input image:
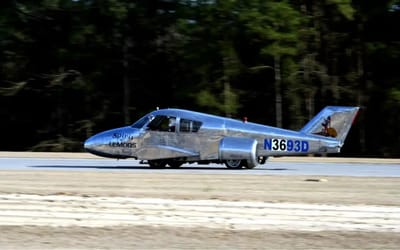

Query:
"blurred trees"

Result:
[[0, 0, 399, 157]]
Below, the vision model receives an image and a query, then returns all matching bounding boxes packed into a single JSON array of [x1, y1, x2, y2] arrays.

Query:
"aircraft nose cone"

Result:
[[84, 135, 100, 154], [84, 133, 113, 158], [84, 137, 93, 151], [83, 126, 139, 159]]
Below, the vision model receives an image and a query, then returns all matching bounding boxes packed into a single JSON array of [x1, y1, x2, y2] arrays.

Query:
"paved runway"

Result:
[[0, 154, 398, 177]]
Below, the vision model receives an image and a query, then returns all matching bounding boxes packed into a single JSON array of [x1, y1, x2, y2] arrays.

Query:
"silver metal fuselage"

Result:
[[84, 108, 341, 163]]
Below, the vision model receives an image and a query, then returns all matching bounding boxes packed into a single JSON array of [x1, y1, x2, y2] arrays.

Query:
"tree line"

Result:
[[0, 0, 399, 157]]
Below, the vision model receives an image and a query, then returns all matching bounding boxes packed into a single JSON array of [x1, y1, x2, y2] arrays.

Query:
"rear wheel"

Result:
[[244, 160, 257, 169], [225, 159, 244, 169]]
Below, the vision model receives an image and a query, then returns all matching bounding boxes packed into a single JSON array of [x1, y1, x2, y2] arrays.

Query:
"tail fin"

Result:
[[300, 106, 359, 143]]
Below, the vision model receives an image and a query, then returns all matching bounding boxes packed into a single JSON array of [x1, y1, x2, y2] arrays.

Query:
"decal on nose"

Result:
[[84, 126, 139, 159]]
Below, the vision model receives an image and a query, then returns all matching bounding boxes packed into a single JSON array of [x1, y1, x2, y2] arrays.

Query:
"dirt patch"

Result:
[[0, 170, 399, 249], [1, 226, 400, 250]]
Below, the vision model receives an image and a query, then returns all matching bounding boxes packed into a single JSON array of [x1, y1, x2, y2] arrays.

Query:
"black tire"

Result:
[[244, 160, 257, 169], [168, 161, 183, 168], [257, 156, 267, 165], [148, 160, 167, 168], [224, 159, 244, 169]]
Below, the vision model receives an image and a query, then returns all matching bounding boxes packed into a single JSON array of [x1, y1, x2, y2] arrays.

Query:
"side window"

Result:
[[147, 115, 176, 132], [192, 121, 202, 132], [179, 119, 202, 132], [180, 119, 191, 132]]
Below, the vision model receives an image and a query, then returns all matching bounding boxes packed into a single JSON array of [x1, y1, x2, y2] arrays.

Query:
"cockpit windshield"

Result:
[[131, 115, 153, 128]]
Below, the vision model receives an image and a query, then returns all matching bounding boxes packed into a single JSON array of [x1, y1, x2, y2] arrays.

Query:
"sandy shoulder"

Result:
[[0, 171, 399, 205], [0, 170, 399, 249]]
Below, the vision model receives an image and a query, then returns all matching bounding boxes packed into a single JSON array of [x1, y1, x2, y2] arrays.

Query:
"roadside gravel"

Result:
[[0, 170, 399, 249]]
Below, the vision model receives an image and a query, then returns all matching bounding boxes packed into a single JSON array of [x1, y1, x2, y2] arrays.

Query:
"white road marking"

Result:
[[0, 194, 399, 231]]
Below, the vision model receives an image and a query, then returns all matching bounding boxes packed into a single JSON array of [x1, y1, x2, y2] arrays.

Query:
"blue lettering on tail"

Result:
[[264, 139, 309, 152], [264, 139, 272, 150], [302, 140, 309, 152]]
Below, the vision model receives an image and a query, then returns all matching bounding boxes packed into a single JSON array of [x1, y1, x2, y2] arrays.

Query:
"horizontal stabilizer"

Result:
[[300, 106, 359, 143]]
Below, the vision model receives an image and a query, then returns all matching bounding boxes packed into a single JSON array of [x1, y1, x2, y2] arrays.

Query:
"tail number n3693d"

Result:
[[264, 139, 309, 152]]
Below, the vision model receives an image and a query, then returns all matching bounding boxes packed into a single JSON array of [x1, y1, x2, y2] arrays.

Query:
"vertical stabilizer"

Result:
[[300, 106, 359, 143]]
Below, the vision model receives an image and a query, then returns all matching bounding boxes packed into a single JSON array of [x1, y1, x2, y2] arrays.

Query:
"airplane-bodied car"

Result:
[[84, 106, 359, 169]]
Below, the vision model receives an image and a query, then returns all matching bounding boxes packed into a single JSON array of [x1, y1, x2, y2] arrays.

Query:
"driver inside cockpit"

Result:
[[168, 117, 176, 132]]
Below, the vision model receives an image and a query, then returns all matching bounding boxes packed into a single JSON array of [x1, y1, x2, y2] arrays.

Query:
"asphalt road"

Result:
[[0, 153, 398, 177]]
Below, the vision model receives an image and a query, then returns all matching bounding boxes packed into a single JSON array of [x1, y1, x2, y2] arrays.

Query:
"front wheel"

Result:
[[224, 159, 244, 169], [148, 160, 167, 168], [167, 161, 183, 168]]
